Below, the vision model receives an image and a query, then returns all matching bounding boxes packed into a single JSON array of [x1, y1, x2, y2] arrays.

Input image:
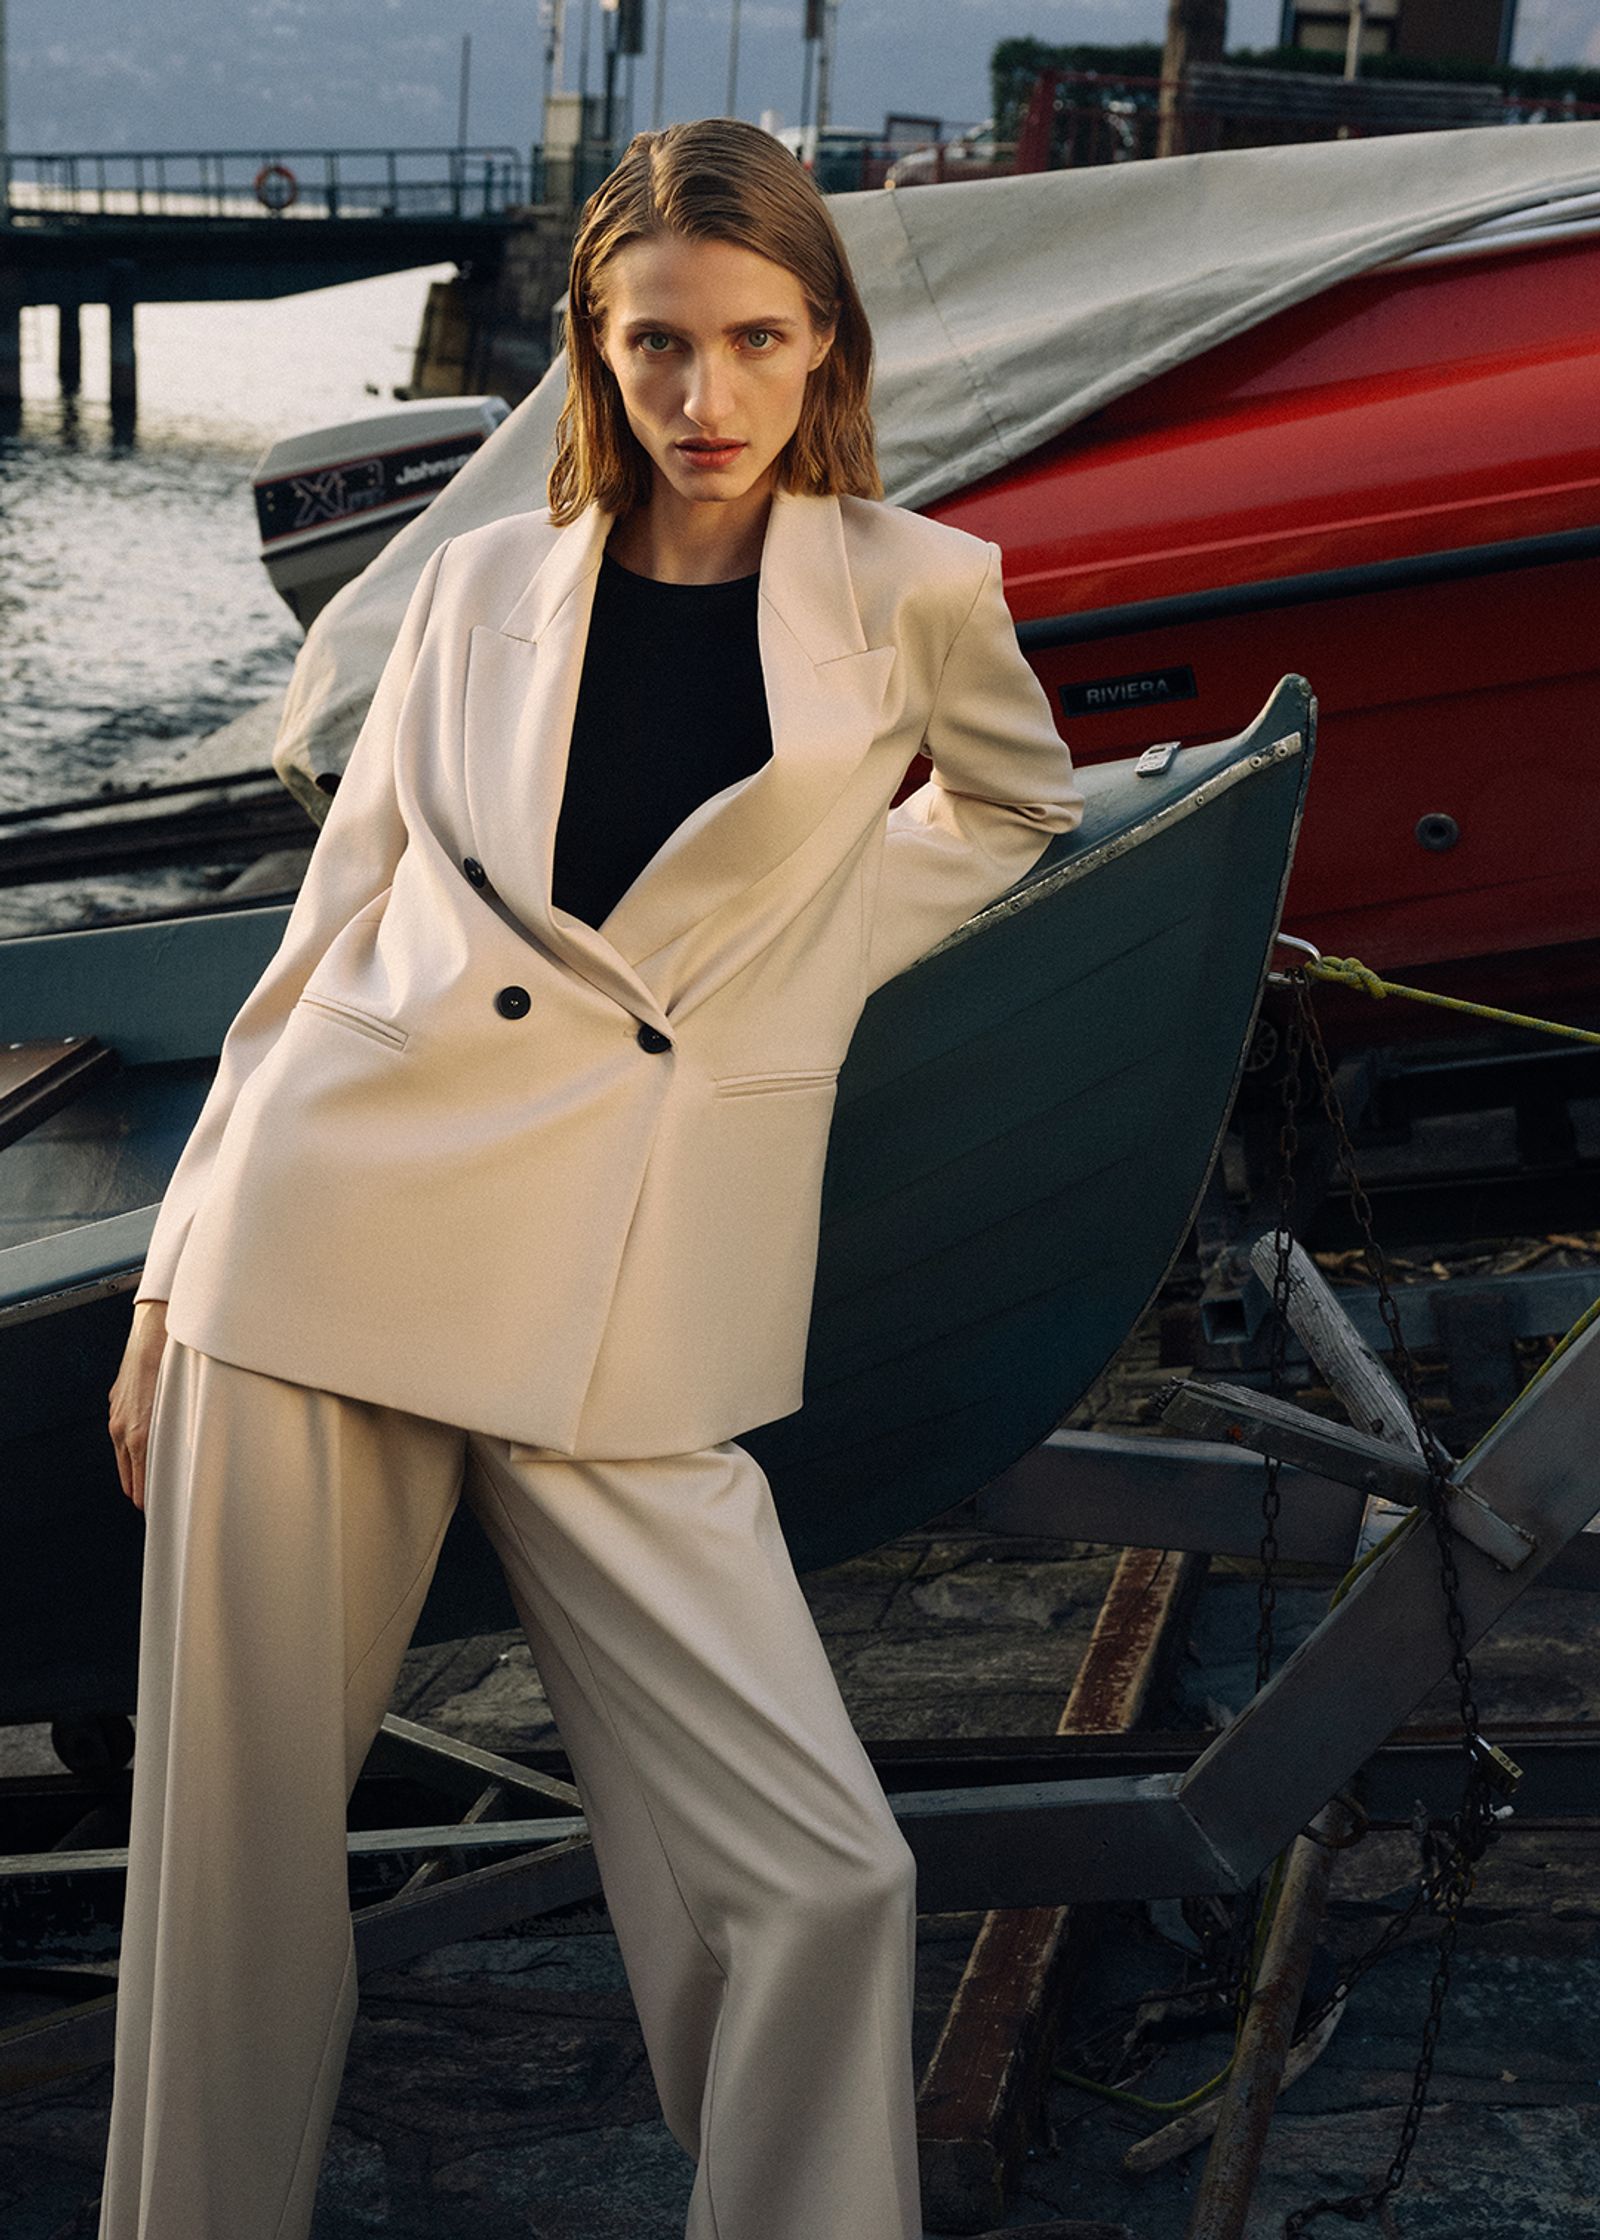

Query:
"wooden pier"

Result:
[[0, 145, 562, 424]]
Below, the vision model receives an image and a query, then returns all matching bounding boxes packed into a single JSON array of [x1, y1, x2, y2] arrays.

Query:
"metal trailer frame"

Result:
[[6, 696, 1599, 2099], [7, 1233, 1598, 2094], [917, 1234, 1600, 1911]]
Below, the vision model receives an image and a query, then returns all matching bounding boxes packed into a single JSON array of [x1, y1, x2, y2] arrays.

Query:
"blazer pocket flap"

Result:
[[295, 992, 410, 1050], [712, 1066, 838, 1097]]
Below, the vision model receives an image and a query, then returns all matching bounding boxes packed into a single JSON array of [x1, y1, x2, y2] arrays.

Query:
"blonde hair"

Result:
[[546, 116, 882, 523]]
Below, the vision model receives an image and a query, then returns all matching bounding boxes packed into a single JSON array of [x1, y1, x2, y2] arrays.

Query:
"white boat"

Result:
[[253, 396, 510, 627]]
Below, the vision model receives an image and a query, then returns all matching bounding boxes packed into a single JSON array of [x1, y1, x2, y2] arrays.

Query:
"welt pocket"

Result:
[[712, 1067, 838, 1098], [296, 992, 410, 1051]]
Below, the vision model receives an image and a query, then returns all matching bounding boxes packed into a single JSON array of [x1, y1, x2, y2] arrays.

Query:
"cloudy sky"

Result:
[[4, 2, 1596, 155]]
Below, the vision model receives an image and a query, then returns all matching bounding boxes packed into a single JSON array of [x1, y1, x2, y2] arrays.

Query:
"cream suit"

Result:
[[135, 483, 1084, 1453], [102, 485, 1083, 2240]]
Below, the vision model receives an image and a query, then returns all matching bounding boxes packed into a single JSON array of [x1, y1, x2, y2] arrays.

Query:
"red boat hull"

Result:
[[924, 216, 1600, 1035]]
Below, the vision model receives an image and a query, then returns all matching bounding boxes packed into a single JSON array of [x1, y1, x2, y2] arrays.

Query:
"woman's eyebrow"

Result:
[[621, 314, 798, 335]]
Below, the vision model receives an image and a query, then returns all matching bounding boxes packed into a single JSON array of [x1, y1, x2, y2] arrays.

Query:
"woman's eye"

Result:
[[635, 330, 775, 354]]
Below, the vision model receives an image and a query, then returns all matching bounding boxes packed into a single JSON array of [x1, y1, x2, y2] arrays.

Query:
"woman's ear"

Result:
[[807, 312, 839, 376]]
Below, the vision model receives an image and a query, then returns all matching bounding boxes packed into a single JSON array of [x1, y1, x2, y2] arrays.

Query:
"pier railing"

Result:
[[1009, 68, 1600, 169], [9, 93, 1600, 227], [1, 146, 532, 223]]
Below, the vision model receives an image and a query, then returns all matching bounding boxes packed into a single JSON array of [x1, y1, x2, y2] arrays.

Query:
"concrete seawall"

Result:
[[404, 207, 577, 409]]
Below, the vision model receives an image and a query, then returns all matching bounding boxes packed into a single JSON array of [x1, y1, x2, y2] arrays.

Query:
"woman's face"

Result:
[[593, 231, 836, 513]]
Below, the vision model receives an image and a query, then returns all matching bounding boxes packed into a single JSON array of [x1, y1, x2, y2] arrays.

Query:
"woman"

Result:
[[101, 116, 1083, 2240]]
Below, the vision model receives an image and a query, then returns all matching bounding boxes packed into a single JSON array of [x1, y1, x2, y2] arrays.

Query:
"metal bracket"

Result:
[[1163, 1378, 1539, 1573]]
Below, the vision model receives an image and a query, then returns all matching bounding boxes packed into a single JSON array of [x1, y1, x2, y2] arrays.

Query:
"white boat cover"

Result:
[[273, 121, 1600, 803]]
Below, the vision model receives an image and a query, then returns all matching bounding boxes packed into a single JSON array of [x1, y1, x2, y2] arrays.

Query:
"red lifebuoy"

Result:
[[254, 162, 299, 214]]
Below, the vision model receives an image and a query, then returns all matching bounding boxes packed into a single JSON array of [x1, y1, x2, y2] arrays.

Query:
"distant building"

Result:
[[1277, 1, 1518, 68]]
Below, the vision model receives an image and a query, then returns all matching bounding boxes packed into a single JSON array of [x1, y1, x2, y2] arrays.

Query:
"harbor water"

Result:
[[0, 262, 452, 930]]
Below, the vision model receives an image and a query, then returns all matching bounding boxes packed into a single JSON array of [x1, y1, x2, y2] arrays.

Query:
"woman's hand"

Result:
[[109, 1299, 169, 1512]]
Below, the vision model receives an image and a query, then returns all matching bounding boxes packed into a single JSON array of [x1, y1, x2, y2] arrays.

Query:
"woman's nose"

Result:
[[683, 352, 737, 426]]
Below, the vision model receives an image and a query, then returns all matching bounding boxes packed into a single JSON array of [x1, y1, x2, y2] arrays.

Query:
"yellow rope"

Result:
[[1301, 948, 1600, 1445], [1453, 1289, 1600, 1465], [1053, 2051, 1238, 2116], [1054, 1847, 1294, 2115], [1305, 955, 1600, 1047]]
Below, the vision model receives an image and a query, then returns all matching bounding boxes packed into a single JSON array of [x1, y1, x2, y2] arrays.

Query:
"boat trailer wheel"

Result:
[[1243, 1014, 1281, 1075], [50, 1713, 135, 1775]]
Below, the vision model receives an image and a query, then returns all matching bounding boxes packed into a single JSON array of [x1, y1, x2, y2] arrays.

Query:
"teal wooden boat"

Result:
[[0, 678, 1312, 1721]]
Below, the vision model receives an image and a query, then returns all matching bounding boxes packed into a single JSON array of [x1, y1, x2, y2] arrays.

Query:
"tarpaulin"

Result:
[[273, 122, 1600, 803]]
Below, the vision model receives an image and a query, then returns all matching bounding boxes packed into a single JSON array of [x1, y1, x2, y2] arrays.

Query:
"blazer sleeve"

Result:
[[863, 540, 1084, 997], [134, 535, 453, 1305]]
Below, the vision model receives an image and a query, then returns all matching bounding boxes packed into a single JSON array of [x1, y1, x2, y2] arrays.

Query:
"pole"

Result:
[[543, 0, 564, 97], [601, 2, 619, 159], [0, 0, 13, 408], [814, 0, 835, 134], [1158, 0, 1228, 159], [652, 0, 667, 127], [726, 0, 742, 117], [0, 283, 17, 410], [107, 258, 137, 430], [0, 0, 9, 222], [1343, 0, 1367, 78], [1184, 1796, 1359, 2240], [458, 34, 472, 148], [58, 301, 80, 396]]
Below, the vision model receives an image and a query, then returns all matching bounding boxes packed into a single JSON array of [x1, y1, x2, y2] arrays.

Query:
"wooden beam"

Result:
[[1247, 1233, 1426, 1561], [915, 1545, 1207, 2232], [0, 1036, 117, 1152], [1245, 1238, 1419, 1452], [1186, 1795, 1360, 2239]]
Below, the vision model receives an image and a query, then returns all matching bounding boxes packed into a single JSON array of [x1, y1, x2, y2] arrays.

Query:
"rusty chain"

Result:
[[1239, 970, 1508, 2237]]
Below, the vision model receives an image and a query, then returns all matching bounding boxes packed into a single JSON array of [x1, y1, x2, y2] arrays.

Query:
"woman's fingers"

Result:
[[108, 1403, 150, 1512], [108, 1391, 143, 1509], [108, 1390, 152, 1511], [125, 1420, 148, 1514], [108, 1302, 168, 1513]]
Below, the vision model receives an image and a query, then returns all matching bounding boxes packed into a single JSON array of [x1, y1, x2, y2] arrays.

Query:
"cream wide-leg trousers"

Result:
[[98, 1336, 922, 2240]]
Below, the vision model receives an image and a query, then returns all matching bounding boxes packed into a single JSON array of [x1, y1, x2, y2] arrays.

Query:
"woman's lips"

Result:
[[676, 440, 746, 467]]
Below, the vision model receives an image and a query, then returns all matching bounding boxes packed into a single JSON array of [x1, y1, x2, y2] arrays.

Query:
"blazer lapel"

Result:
[[602, 484, 897, 971], [461, 501, 666, 1024], [461, 481, 896, 1017]]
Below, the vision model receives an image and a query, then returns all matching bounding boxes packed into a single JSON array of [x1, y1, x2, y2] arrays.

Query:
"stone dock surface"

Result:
[[2, 1308, 1597, 2240]]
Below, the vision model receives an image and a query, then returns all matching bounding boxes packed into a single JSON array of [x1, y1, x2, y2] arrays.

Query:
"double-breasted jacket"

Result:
[[140, 482, 1084, 1457]]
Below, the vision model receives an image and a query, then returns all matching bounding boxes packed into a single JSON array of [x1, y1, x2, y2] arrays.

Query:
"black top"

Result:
[[550, 548, 773, 929]]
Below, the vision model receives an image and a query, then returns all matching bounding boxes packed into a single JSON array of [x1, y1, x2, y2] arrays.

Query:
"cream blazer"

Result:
[[141, 483, 1084, 1457]]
